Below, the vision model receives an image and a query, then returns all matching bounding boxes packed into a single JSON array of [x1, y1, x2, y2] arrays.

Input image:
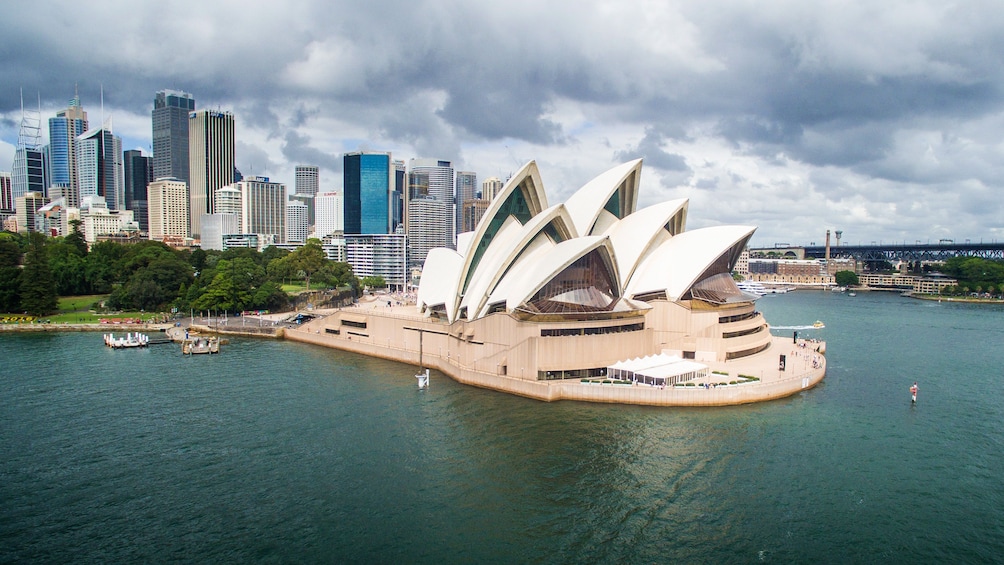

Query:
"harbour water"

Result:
[[2, 291, 1002, 562]]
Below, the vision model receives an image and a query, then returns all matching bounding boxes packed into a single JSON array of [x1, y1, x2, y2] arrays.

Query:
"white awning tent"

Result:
[[608, 354, 709, 386]]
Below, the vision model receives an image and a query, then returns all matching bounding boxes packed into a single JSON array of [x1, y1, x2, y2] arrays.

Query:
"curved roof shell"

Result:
[[626, 225, 756, 302], [603, 198, 689, 289], [563, 159, 642, 236]]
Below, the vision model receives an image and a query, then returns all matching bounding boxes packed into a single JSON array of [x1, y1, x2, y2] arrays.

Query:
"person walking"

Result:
[[910, 382, 919, 403]]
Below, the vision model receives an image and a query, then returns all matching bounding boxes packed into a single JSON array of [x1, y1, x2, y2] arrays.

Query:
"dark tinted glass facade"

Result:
[[343, 152, 390, 234], [152, 90, 195, 184]]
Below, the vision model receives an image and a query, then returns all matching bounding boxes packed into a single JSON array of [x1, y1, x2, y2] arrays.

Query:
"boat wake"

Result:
[[771, 324, 825, 330]]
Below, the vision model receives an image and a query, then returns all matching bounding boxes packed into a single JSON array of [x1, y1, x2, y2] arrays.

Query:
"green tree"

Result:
[[0, 238, 22, 312], [85, 241, 126, 293], [292, 238, 327, 290], [64, 219, 89, 256], [19, 232, 58, 316], [834, 270, 859, 287], [48, 242, 89, 295], [361, 275, 387, 289]]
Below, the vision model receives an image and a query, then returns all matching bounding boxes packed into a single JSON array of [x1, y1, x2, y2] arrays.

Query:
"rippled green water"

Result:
[[2, 291, 1002, 562]]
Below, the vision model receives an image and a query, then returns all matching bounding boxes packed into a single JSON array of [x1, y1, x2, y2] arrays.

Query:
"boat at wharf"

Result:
[[104, 333, 149, 348], [182, 337, 220, 355]]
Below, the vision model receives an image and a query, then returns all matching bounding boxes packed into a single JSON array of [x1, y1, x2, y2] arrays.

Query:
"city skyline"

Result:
[[1, 1, 1003, 247]]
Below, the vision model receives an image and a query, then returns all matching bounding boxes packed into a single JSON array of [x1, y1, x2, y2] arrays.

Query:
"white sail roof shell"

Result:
[[460, 204, 576, 320], [603, 198, 689, 289], [626, 225, 757, 301], [563, 159, 642, 236]]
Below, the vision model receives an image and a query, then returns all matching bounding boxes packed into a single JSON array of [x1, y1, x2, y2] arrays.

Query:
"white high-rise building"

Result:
[[188, 110, 235, 239], [406, 196, 451, 269], [482, 176, 503, 202], [77, 128, 123, 210], [345, 233, 408, 291], [315, 191, 343, 239], [407, 158, 454, 266], [214, 185, 242, 227], [236, 176, 286, 243], [287, 199, 309, 243], [147, 178, 189, 241], [295, 165, 319, 195]]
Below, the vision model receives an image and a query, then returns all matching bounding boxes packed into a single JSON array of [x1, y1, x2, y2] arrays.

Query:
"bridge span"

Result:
[[798, 242, 1004, 262]]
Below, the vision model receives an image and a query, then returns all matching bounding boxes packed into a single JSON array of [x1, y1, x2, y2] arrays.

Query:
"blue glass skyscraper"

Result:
[[343, 152, 393, 234], [47, 94, 88, 207]]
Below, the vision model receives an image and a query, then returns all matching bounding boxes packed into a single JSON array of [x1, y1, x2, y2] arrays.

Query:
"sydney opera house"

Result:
[[290, 160, 826, 406]]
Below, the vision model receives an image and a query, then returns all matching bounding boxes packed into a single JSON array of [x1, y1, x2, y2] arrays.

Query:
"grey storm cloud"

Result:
[[2, 0, 1004, 244]]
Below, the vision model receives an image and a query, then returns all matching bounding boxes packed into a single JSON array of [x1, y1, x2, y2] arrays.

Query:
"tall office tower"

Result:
[[0, 172, 12, 213], [406, 196, 451, 269], [289, 193, 314, 227], [343, 152, 394, 234], [393, 160, 406, 232], [407, 158, 455, 239], [152, 90, 195, 184], [294, 165, 319, 195], [345, 234, 408, 291], [123, 150, 153, 231], [147, 178, 190, 241], [12, 98, 45, 200], [236, 176, 287, 243], [482, 176, 503, 202], [455, 171, 477, 234], [462, 198, 490, 233], [287, 199, 309, 243], [406, 158, 455, 266], [188, 110, 235, 239], [77, 128, 123, 211], [47, 93, 89, 207], [315, 191, 343, 239]]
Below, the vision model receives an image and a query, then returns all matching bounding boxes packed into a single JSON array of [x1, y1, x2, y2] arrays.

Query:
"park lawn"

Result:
[[281, 283, 308, 293], [58, 294, 108, 313], [0, 295, 166, 324]]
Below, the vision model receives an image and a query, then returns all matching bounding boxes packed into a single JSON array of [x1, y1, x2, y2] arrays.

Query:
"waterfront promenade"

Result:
[[284, 298, 826, 407]]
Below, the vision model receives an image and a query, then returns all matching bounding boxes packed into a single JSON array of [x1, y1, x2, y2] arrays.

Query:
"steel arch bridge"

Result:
[[802, 243, 1004, 263]]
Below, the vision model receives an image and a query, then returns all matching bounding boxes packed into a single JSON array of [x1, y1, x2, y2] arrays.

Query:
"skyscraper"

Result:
[[12, 98, 45, 201], [123, 150, 152, 231], [77, 128, 123, 211], [343, 152, 394, 235], [294, 165, 319, 195], [482, 176, 503, 202], [455, 171, 477, 235], [147, 178, 189, 241], [152, 90, 195, 184], [315, 191, 343, 239], [188, 110, 235, 239], [406, 158, 454, 267], [0, 172, 13, 213], [47, 93, 88, 207], [393, 160, 406, 232], [236, 176, 287, 243], [287, 199, 309, 243]]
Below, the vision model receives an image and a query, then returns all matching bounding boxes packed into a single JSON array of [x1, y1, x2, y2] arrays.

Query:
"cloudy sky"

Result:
[[2, 0, 1002, 246]]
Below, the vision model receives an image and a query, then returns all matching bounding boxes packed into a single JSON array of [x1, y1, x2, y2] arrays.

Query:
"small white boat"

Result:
[[416, 368, 430, 389], [736, 281, 767, 296], [183, 337, 220, 355], [104, 333, 149, 348]]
